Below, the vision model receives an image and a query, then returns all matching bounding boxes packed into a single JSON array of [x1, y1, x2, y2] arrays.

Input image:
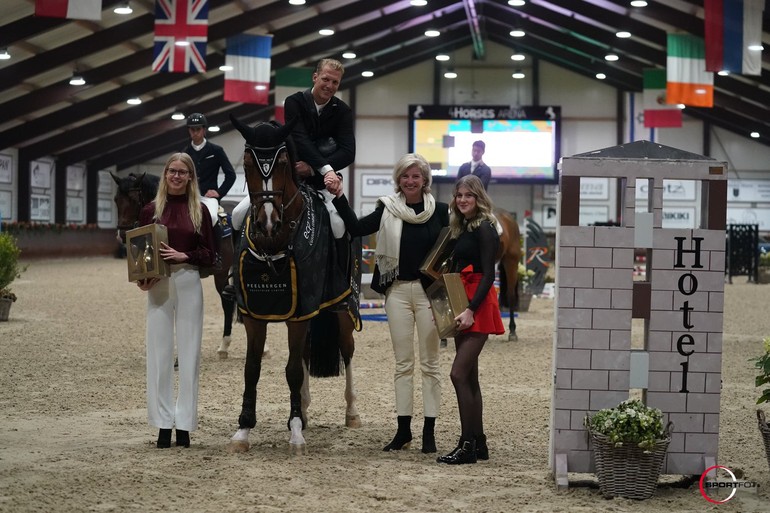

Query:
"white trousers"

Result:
[[231, 190, 345, 238], [146, 265, 203, 432], [384, 280, 442, 417]]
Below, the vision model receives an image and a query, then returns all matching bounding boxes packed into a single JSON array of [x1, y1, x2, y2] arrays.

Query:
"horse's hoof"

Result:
[[289, 442, 306, 456], [508, 333, 518, 342], [226, 440, 250, 454], [345, 414, 362, 429]]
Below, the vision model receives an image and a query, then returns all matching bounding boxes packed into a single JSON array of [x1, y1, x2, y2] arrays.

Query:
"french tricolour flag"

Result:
[[705, 0, 765, 75], [224, 35, 271, 105], [35, 0, 102, 20]]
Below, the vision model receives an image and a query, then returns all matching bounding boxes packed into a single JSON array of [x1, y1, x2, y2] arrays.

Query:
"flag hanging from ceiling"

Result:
[[35, 0, 102, 20], [152, 0, 209, 73], [643, 68, 682, 128], [274, 67, 313, 122], [666, 34, 714, 107], [704, 0, 765, 75], [224, 35, 272, 104]]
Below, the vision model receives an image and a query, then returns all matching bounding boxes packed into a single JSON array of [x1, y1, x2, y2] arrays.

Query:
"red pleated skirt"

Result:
[[459, 265, 505, 335]]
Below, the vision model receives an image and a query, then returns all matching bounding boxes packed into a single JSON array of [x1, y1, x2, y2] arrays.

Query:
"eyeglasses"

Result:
[[166, 168, 190, 177]]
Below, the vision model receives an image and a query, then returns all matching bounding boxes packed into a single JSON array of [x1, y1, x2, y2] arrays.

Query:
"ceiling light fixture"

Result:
[[508, 1, 526, 6], [425, 29, 440, 37], [219, 64, 234, 71], [113, 1, 133, 15], [511, 53, 525, 61], [444, 70, 457, 79], [512, 70, 525, 79], [0, 48, 10, 60], [604, 53, 619, 61], [510, 29, 525, 38], [208, 125, 221, 132], [630, 1, 648, 7], [319, 29, 335, 36], [171, 111, 185, 121], [361, 71, 374, 77], [595, 72, 606, 80], [718, 70, 730, 76], [677, 104, 686, 109], [288, 0, 306, 5], [436, 54, 450, 61], [175, 40, 190, 47], [69, 74, 86, 86], [342, 51, 357, 59], [748, 44, 764, 51], [616, 31, 631, 38], [127, 97, 142, 105], [751, 131, 760, 138], [410, 0, 428, 6]]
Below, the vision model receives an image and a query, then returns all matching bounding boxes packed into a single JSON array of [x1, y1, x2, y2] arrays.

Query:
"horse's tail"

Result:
[[307, 310, 343, 377]]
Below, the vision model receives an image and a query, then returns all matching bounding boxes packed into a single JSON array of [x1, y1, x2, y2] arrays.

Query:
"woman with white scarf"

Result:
[[327, 153, 449, 454]]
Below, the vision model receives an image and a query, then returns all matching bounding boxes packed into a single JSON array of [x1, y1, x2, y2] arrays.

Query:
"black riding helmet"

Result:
[[186, 113, 207, 127]]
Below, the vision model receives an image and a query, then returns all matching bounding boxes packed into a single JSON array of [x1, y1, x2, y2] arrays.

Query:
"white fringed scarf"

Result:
[[376, 193, 436, 286]]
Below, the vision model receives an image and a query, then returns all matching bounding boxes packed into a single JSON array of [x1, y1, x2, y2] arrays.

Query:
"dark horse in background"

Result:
[[495, 209, 523, 341], [226, 115, 360, 454], [112, 172, 237, 356]]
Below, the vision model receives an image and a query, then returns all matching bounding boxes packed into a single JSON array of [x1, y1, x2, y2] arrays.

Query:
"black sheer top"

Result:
[[451, 220, 499, 311]]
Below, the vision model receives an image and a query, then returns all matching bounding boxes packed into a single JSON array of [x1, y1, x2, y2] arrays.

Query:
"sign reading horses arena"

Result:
[[550, 141, 727, 487]]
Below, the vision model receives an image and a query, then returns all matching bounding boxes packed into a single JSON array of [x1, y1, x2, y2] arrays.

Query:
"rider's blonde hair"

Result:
[[449, 175, 496, 238], [153, 153, 204, 232]]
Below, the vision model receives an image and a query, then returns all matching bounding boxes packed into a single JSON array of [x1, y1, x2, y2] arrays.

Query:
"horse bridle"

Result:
[[116, 178, 149, 233], [244, 142, 303, 235]]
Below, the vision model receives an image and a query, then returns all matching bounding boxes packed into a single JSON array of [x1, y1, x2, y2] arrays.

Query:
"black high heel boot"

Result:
[[383, 415, 412, 451], [421, 417, 436, 454], [475, 434, 489, 460], [157, 428, 172, 449], [176, 429, 190, 448], [436, 439, 477, 464]]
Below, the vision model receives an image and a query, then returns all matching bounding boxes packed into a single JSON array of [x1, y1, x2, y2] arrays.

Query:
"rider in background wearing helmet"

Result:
[[183, 113, 236, 211]]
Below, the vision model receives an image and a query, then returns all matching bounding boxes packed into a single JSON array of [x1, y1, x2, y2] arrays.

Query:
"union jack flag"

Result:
[[152, 0, 209, 73]]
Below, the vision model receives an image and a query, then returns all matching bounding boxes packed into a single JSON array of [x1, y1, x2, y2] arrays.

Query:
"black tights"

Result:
[[450, 332, 488, 441]]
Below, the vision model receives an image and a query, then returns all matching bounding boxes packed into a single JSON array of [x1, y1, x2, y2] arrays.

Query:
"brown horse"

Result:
[[495, 208, 523, 341], [226, 116, 360, 455], [112, 172, 237, 355]]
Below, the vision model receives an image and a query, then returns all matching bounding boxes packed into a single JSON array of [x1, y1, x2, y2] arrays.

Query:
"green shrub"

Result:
[[0, 232, 23, 301]]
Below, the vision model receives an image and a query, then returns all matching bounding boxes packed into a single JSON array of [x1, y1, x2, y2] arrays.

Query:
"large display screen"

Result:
[[408, 104, 561, 184]]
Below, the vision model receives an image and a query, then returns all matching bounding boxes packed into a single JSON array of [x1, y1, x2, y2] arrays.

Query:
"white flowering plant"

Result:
[[750, 336, 770, 404], [585, 399, 666, 451], [517, 262, 535, 292]]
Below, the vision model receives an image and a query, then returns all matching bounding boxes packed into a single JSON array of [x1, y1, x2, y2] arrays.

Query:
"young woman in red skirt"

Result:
[[437, 175, 505, 465]]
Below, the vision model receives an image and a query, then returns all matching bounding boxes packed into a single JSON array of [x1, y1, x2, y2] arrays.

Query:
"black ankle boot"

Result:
[[436, 439, 477, 464], [383, 415, 412, 451], [475, 434, 489, 460], [176, 429, 190, 448], [157, 428, 172, 449], [421, 417, 436, 454]]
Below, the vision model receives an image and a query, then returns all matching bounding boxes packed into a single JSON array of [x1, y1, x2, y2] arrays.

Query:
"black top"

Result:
[[183, 140, 236, 200], [284, 89, 355, 189], [451, 220, 499, 311], [332, 194, 449, 294]]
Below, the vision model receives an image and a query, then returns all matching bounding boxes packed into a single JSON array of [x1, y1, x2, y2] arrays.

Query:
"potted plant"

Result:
[[751, 336, 770, 469], [0, 232, 24, 322], [584, 399, 672, 500], [516, 262, 535, 312]]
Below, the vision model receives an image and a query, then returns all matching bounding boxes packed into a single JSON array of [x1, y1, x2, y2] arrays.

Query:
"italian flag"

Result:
[[666, 34, 714, 107], [643, 68, 682, 128], [274, 67, 313, 123]]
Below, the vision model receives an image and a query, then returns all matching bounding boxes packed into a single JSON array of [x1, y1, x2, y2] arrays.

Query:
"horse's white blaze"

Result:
[[262, 177, 275, 233], [288, 417, 305, 447]]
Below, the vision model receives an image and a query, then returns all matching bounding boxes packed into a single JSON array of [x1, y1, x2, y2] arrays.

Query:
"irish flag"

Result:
[[223, 35, 271, 104], [274, 67, 313, 123], [705, 0, 765, 75], [643, 69, 682, 128], [666, 34, 714, 107], [35, 0, 101, 20]]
